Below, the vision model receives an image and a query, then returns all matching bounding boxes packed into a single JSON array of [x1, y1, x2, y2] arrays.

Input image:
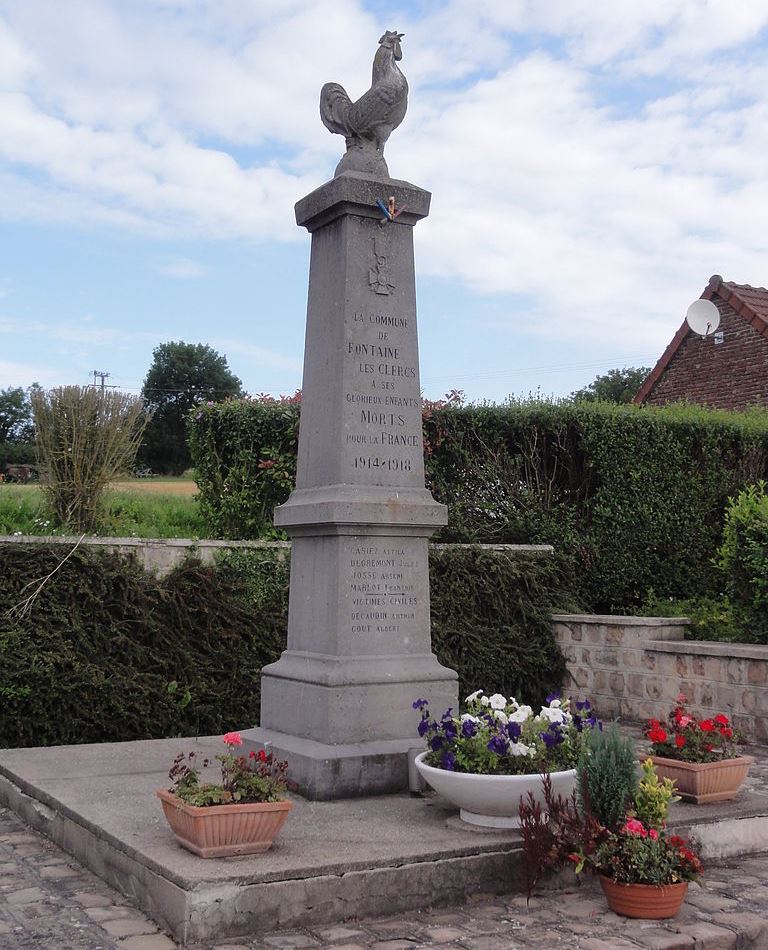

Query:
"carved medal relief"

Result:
[[368, 229, 395, 295]]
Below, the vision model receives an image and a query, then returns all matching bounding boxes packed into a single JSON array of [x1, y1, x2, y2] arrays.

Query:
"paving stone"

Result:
[[39, 864, 81, 880], [675, 922, 737, 949], [100, 916, 161, 937], [5, 886, 46, 904], [422, 925, 468, 941], [457, 936, 522, 950], [713, 911, 768, 942], [86, 904, 136, 921], [262, 932, 321, 948], [72, 890, 116, 907], [632, 931, 695, 949], [578, 939, 644, 950], [117, 935, 178, 949], [313, 924, 369, 941]]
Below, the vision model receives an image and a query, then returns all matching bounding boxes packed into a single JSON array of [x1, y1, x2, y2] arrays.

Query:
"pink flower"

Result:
[[623, 818, 646, 837], [223, 731, 243, 746], [678, 715, 693, 727], [649, 829, 659, 840]]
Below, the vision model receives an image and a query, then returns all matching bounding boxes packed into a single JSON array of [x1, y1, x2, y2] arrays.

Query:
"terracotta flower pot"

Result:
[[156, 789, 292, 858], [647, 754, 754, 804], [599, 876, 688, 918]]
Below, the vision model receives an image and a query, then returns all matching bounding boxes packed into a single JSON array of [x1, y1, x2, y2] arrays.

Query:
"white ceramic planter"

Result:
[[414, 751, 577, 828]]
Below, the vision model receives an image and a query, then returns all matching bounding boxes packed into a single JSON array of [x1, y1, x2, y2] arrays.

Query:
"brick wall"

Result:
[[554, 613, 768, 744], [644, 297, 768, 409]]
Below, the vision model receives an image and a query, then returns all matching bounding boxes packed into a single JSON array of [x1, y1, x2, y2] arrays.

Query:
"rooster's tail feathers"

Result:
[[320, 82, 352, 136]]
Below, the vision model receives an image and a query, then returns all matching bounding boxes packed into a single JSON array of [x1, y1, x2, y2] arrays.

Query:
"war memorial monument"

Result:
[[243, 31, 459, 799]]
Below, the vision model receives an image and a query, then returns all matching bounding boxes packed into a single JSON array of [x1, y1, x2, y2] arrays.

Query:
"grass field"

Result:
[[0, 478, 205, 538]]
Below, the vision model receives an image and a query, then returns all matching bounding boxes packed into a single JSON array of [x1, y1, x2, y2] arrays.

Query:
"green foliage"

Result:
[[428, 548, 573, 705], [0, 544, 565, 748], [140, 341, 244, 475], [0, 545, 288, 747], [0, 441, 37, 470], [0, 486, 204, 539], [579, 724, 638, 831], [0, 385, 35, 443], [188, 395, 299, 539], [717, 482, 768, 641], [188, 397, 768, 613], [571, 366, 651, 404], [32, 386, 147, 533], [634, 758, 679, 830]]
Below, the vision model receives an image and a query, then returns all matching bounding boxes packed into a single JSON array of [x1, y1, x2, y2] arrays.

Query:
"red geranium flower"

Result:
[[699, 719, 715, 732], [649, 725, 668, 744], [675, 734, 686, 749], [714, 714, 729, 727]]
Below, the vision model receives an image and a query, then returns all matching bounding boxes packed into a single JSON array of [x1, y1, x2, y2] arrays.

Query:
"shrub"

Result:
[[188, 398, 768, 613], [717, 482, 768, 641], [32, 387, 148, 533], [0, 543, 567, 748], [579, 724, 638, 831]]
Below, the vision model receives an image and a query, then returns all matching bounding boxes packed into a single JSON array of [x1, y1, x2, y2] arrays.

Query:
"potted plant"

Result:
[[519, 729, 703, 919], [644, 694, 754, 803], [412, 690, 600, 827], [156, 732, 292, 857]]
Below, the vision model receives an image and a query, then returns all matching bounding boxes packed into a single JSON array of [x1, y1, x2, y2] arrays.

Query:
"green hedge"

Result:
[[718, 482, 768, 641], [188, 399, 768, 612], [0, 544, 569, 748]]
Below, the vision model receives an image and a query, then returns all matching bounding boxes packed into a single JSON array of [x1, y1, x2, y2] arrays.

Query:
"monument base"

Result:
[[241, 727, 424, 801]]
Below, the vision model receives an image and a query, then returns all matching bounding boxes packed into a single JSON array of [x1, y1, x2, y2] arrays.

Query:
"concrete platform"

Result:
[[0, 734, 766, 945]]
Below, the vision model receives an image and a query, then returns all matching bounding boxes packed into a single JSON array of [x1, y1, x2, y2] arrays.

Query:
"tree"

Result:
[[32, 386, 147, 532], [140, 342, 244, 475], [0, 385, 35, 443], [571, 367, 651, 404]]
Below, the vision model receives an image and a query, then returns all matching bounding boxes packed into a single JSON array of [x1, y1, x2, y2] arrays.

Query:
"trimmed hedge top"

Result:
[[189, 398, 768, 612]]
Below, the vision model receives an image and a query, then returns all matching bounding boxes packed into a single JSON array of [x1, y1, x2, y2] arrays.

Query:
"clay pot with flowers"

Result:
[[156, 731, 292, 857], [519, 727, 703, 920], [412, 690, 600, 828], [644, 694, 753, 803]]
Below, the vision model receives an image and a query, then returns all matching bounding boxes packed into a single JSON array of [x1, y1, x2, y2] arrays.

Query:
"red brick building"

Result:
[[634, 275, 768, 410]]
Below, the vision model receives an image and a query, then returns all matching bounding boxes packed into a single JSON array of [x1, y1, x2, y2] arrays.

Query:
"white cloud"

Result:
[[0, 359, 60, 387], [0, 0, 766, 352]]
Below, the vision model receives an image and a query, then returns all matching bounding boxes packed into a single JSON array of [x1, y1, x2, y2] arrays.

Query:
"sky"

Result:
[[1, 0, 767, 404]]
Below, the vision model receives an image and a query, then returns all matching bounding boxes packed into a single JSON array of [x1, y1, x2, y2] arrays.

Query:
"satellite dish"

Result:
[[685, 299, 720, 336]]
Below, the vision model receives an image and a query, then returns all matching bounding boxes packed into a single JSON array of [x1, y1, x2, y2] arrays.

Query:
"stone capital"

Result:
[[295, 172, 431, 233]]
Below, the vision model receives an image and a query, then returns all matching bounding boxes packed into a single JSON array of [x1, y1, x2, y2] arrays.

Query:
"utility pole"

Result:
[[91, 370, 111, 391]]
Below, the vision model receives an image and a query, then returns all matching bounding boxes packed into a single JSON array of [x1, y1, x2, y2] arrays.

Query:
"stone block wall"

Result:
[[554, 613, 768, 744]]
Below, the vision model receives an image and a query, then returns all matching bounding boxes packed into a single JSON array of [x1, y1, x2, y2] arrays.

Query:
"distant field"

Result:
[[110, 478, 198, 496], [4, 477, 198, 496], [0, 478, 204, 538]]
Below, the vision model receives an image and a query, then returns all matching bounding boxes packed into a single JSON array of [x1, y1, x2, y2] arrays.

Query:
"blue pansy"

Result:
[[442, 720, 458, 740], [507, 721, 522, 741], [546, 690, 562, 704], [430, 734, 445, 752], [442, 751, 456, 771], [417, 718, 431, 737], [575, 699, 591, 712], [412, 698, 428, 710]]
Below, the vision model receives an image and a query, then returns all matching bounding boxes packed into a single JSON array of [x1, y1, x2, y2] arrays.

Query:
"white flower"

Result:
[[479, 695, 491, 707], [539, 705, 567, 724], [460, 713, 479, 724], [465, 689, 483, 704], [508, 696, 519, 710], [488, 693, 507, 710], [493, 710, 509, 725], [508, 741, 531, 757], [509, 705, 533, 723]]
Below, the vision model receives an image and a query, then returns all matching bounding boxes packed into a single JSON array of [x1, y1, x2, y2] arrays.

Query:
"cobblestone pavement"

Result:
[[2, 807, 768, 950]]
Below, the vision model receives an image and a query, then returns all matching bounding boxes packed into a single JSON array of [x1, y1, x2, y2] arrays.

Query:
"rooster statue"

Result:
[[320, 30, 408, 178]]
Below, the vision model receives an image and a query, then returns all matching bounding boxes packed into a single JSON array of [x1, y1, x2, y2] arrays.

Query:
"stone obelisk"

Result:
[[242, 31, 457, 800]]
